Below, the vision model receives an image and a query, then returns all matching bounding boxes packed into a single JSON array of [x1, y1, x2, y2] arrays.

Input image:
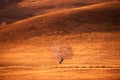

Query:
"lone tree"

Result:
[[54, 44, 73, 64]]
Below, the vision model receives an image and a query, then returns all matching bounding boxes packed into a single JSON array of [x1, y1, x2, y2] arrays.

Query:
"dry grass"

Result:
[[0, 1, 120, 42], [0, 32, 120, 80], [0, 1, 120, 80], [0, 0, 114, 24]]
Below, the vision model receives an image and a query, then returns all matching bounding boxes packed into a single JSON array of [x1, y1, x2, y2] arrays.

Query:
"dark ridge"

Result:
[[0, 0, 23, 9]]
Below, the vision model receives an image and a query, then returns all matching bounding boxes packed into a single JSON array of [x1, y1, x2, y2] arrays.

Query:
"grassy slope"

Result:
[[0, 1, 119, 63], [0, 1, 120, 80], [0, 1, 120, 42], [0, 0, 113, 24], [0, 0, 87, 24]]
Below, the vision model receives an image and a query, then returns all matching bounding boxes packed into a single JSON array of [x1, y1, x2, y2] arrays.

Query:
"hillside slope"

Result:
[[0, 1, 120, 43], [0, 2, 120, 80], [0, 0, 114, 24]]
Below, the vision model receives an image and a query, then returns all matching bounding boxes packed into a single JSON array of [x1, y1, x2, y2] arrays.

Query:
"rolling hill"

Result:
[[0, 0, 114, 24], [0, 1, 120, 80], [0, 1, 119, 43]]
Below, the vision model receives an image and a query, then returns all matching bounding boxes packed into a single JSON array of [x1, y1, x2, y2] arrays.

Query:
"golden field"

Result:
[[0, 1, 120, 80]]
